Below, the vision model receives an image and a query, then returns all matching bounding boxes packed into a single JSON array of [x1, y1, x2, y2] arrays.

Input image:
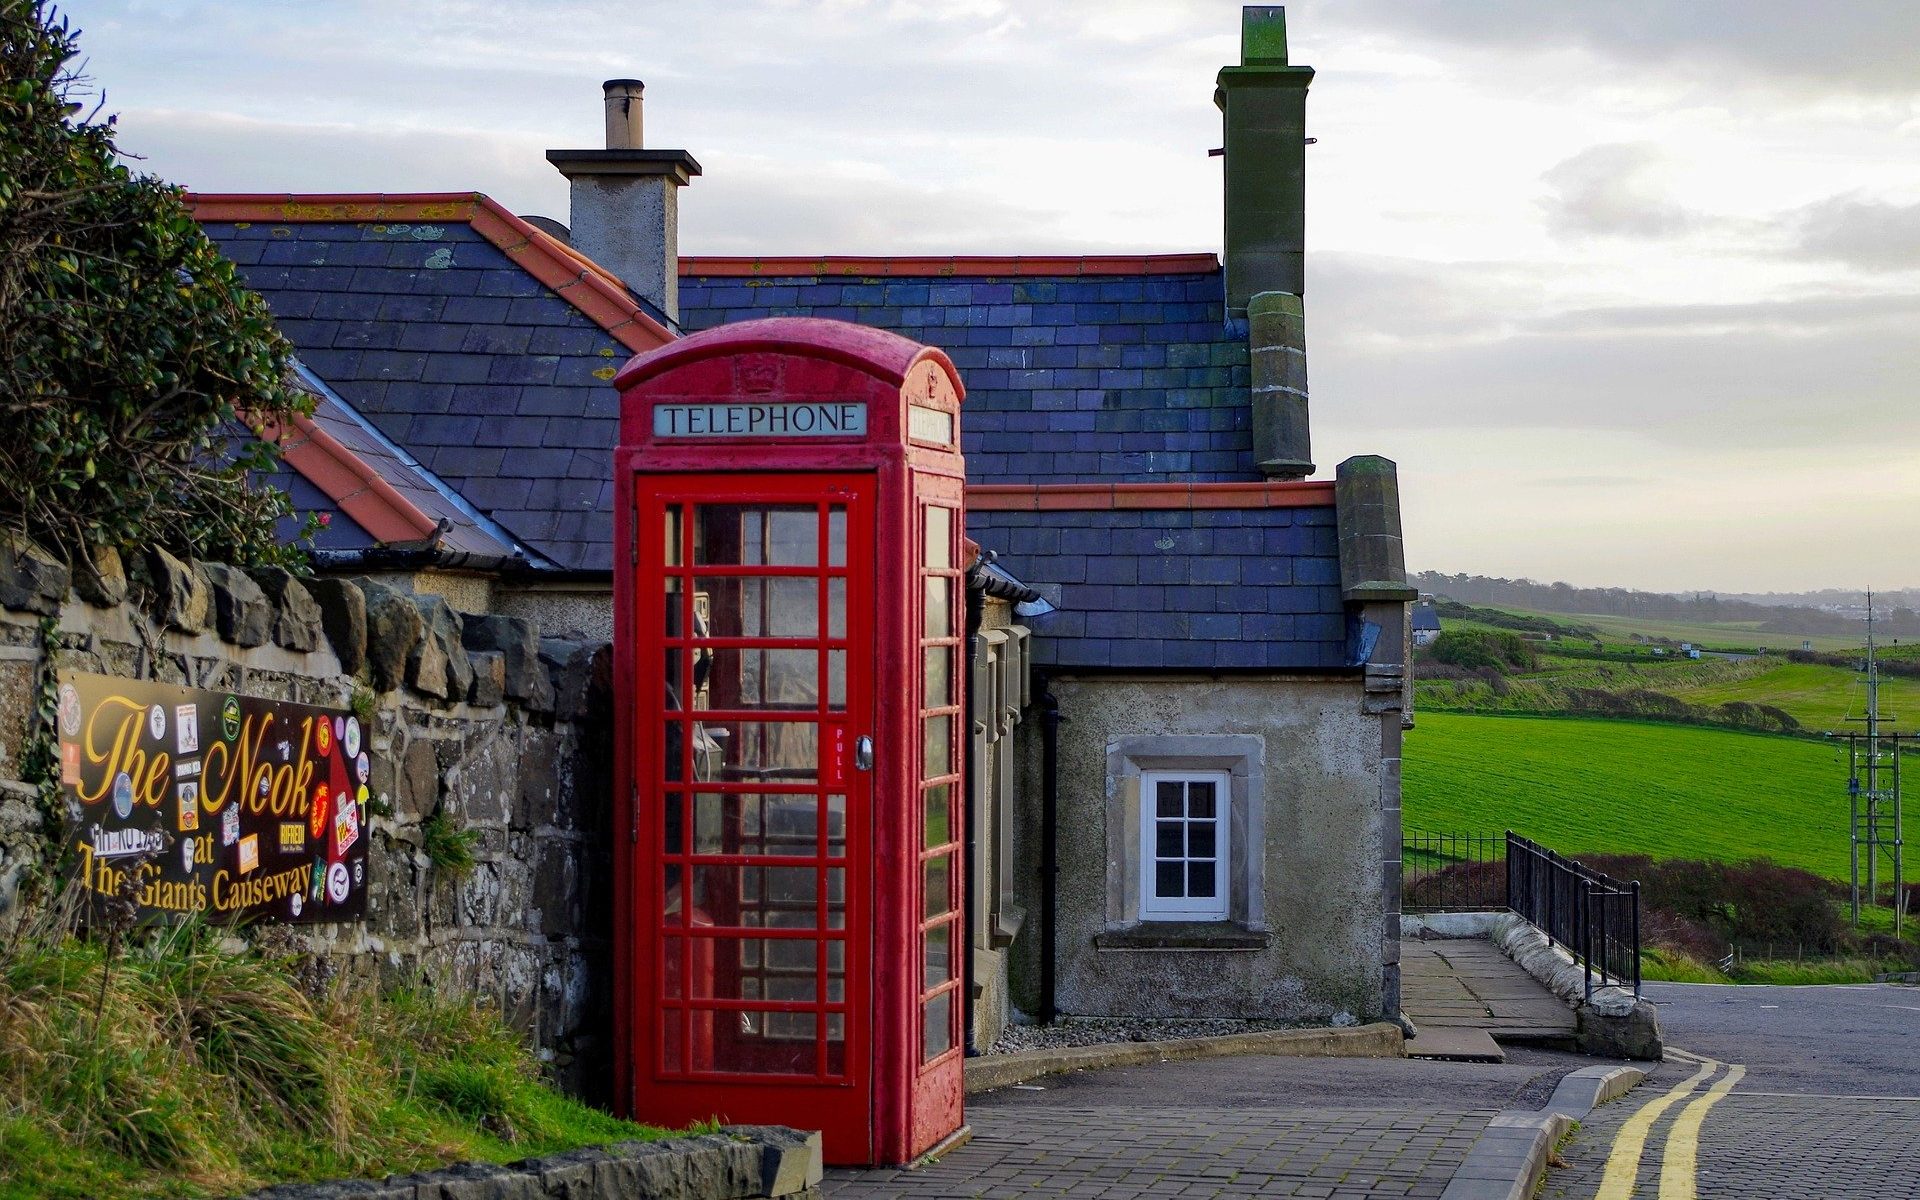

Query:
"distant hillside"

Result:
[[1412, 571, 1920, 639]]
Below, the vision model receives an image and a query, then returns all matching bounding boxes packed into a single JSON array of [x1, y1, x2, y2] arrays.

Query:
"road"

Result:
[[1543, 981, 1920, 1200]]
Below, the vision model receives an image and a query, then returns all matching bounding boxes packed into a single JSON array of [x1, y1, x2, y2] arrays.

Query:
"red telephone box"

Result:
[[611, 318, 967, 1165]]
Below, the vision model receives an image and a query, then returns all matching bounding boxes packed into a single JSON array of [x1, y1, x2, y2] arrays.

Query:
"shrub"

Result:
[[0, 1, 310, 568], [1429, 630, 1538, 672]]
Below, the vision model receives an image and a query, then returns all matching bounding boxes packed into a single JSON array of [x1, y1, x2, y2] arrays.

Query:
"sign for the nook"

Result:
[[654, 401, 867, 438], [56, 671, 371, 925]]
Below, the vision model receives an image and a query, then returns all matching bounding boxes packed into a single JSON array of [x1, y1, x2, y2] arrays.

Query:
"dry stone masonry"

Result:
[[0, 535, 617, 1097]]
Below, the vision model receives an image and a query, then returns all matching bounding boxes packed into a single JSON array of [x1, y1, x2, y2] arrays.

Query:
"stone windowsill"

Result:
[[1094, 922, 1270, 952]]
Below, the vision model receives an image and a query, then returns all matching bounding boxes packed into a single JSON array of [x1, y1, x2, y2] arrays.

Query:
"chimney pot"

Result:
[[603, 78, 644, 150]]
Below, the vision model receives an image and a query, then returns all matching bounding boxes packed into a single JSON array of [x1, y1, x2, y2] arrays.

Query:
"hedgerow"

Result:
[[0, 0, 309, 570]]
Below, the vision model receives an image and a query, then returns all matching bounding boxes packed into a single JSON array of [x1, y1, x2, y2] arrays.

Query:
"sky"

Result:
[[62, 0, 1920, 593]]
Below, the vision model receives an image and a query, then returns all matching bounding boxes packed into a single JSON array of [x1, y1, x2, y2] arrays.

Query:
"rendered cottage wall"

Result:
[[1024, 674, 1387, 1024], [0, 545, 617, 1099]]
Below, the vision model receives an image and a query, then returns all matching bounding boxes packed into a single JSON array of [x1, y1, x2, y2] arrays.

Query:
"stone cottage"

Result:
[[193, 4, 1413, 1061]]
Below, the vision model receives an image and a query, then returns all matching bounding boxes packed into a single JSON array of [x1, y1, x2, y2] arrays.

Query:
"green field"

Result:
[[1403, 713, 1859, 879], [1463, 606, 1866, 654], [1665, 660, 1920, 731]]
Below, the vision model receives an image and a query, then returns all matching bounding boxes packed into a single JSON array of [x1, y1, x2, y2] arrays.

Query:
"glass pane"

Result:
[[695, 505, 819, 566], [922, 716, 952, 779], [924, 507, 952, 570], [923, 577, 952, 640], [922, 645, 951, 709], [663, 936, 686, 998], [1155, 821, 1183, 858], [923, 854, 951, 919], [1188, 823, 1216, 858], [923, 991, 953, 1061], [663, 505, 683, 566], [664, 720, 689, 780], [1188, 861, 1216, 898], [1155, 780, 1182, 819], [827, 507, 846, 567], [826, 794, 846, 856], [1188, 780, 1217, 819], [827, 940, 846, 1001], [827, 578, 846, 639], [664, 863, 683, 921], [689, 1012, 818, 1075], [698, 577, 819, 639], [923, 923, 952, 990], [661, 1010, 683, 1073], [665, 577, 684, 637], [703, 648, 818, 710], [691, 866, 824, 928], [664, 792, 685, 854], [923, 783, 951, 849], [1155, 861, 1183, 898], [697, 719, 817, 784], [828, 650, 846, 710], [693, 793, 818, 856], [665, 646, 685, 709]]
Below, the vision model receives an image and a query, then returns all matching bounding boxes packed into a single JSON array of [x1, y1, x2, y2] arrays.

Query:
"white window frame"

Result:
[[1138, 769, 1231, 921]]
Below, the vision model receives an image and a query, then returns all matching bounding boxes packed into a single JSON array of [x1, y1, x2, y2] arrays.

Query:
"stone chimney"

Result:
[[547, 80, 702, 322], [1217, 7, 1315, 478]]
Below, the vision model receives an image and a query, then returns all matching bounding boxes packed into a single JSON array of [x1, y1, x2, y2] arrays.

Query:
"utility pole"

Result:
[[1837, 591, 1906, 934]]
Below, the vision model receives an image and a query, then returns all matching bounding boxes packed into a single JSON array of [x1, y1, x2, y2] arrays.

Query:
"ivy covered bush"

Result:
[[0, 0, 310, 571]]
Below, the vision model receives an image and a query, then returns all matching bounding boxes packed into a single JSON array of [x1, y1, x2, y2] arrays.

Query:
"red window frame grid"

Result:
[[915, 499, 965, 1070], [649, 484, 867, 1085]]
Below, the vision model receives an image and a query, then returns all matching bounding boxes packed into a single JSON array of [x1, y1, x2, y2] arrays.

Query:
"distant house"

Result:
[[1411, 602, 1442, 648]]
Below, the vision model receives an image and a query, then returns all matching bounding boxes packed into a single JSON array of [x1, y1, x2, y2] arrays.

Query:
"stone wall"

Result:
[[0, 539, 616, 1099], [1015, 673, 1386, 1025]]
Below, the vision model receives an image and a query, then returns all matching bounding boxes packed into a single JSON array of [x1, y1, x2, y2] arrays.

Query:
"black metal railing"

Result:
[[1403, 832, 1508, 911], [1506, 831, 1641, 998]]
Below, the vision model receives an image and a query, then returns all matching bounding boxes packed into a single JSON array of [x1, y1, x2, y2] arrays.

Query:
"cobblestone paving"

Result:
[[1543, 1089, 1920, 1199], [826, 1105, 1492, 1198]]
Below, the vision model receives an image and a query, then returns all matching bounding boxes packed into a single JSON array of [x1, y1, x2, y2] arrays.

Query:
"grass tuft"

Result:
[[0, 895, 670, 1200]]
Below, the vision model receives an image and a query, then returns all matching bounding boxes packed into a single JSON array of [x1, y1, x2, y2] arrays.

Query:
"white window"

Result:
[[1139, 770, 1231, 921]]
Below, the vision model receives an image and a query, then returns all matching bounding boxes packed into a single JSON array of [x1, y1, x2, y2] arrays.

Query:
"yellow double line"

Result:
[[1593, 1047, 1745, 1200]]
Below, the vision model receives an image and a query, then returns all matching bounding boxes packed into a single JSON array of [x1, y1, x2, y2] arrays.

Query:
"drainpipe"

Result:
[[1036, 676, 1063, 1026], [962, 573, 985, 1055]]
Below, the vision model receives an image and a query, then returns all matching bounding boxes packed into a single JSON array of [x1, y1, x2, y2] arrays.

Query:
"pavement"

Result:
[[1540, 981, 1920, 1200], [1399, 937, 1578, 1060], [824, 1047, 1629, 1198]]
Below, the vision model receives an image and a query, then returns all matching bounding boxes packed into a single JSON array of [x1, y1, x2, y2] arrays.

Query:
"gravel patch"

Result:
[[988, 1017, 1321, 1055]]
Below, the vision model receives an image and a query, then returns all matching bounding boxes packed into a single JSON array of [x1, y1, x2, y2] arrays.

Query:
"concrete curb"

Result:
[[1436, 1065, 1646, 1200], [963, 1021, 1404, 1094]]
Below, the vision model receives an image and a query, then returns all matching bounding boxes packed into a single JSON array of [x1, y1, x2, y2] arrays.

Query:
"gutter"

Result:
[[1036, 676, 1063, 1025]]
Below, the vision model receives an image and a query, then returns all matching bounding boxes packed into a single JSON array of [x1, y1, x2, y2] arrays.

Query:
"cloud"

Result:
[[1538, 143, 1697, 239], [1791, 195, 1920, 271], [1320, 0, 1920, 96], [1306, 253, 1920, 452]]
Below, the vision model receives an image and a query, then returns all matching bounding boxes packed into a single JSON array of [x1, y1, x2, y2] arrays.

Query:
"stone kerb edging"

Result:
[[233, 1126, 823, 1200], [1436, 1065, 1645, 1200], [964, 1021, 1403, 1093]]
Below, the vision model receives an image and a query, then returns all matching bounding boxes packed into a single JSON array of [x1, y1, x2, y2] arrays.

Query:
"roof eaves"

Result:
[[965, 480, 1335, 512], [258, 396, 441, 547], [679, 253, 1220, 278]]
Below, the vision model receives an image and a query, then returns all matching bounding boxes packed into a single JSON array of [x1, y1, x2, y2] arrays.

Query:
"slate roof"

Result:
[[966, 503, 1349, 671], [1412, 603, 1441, 632], [678, 260, 1256, 485], [270, 365, 536, 562], [198, 196, 670, 572]]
